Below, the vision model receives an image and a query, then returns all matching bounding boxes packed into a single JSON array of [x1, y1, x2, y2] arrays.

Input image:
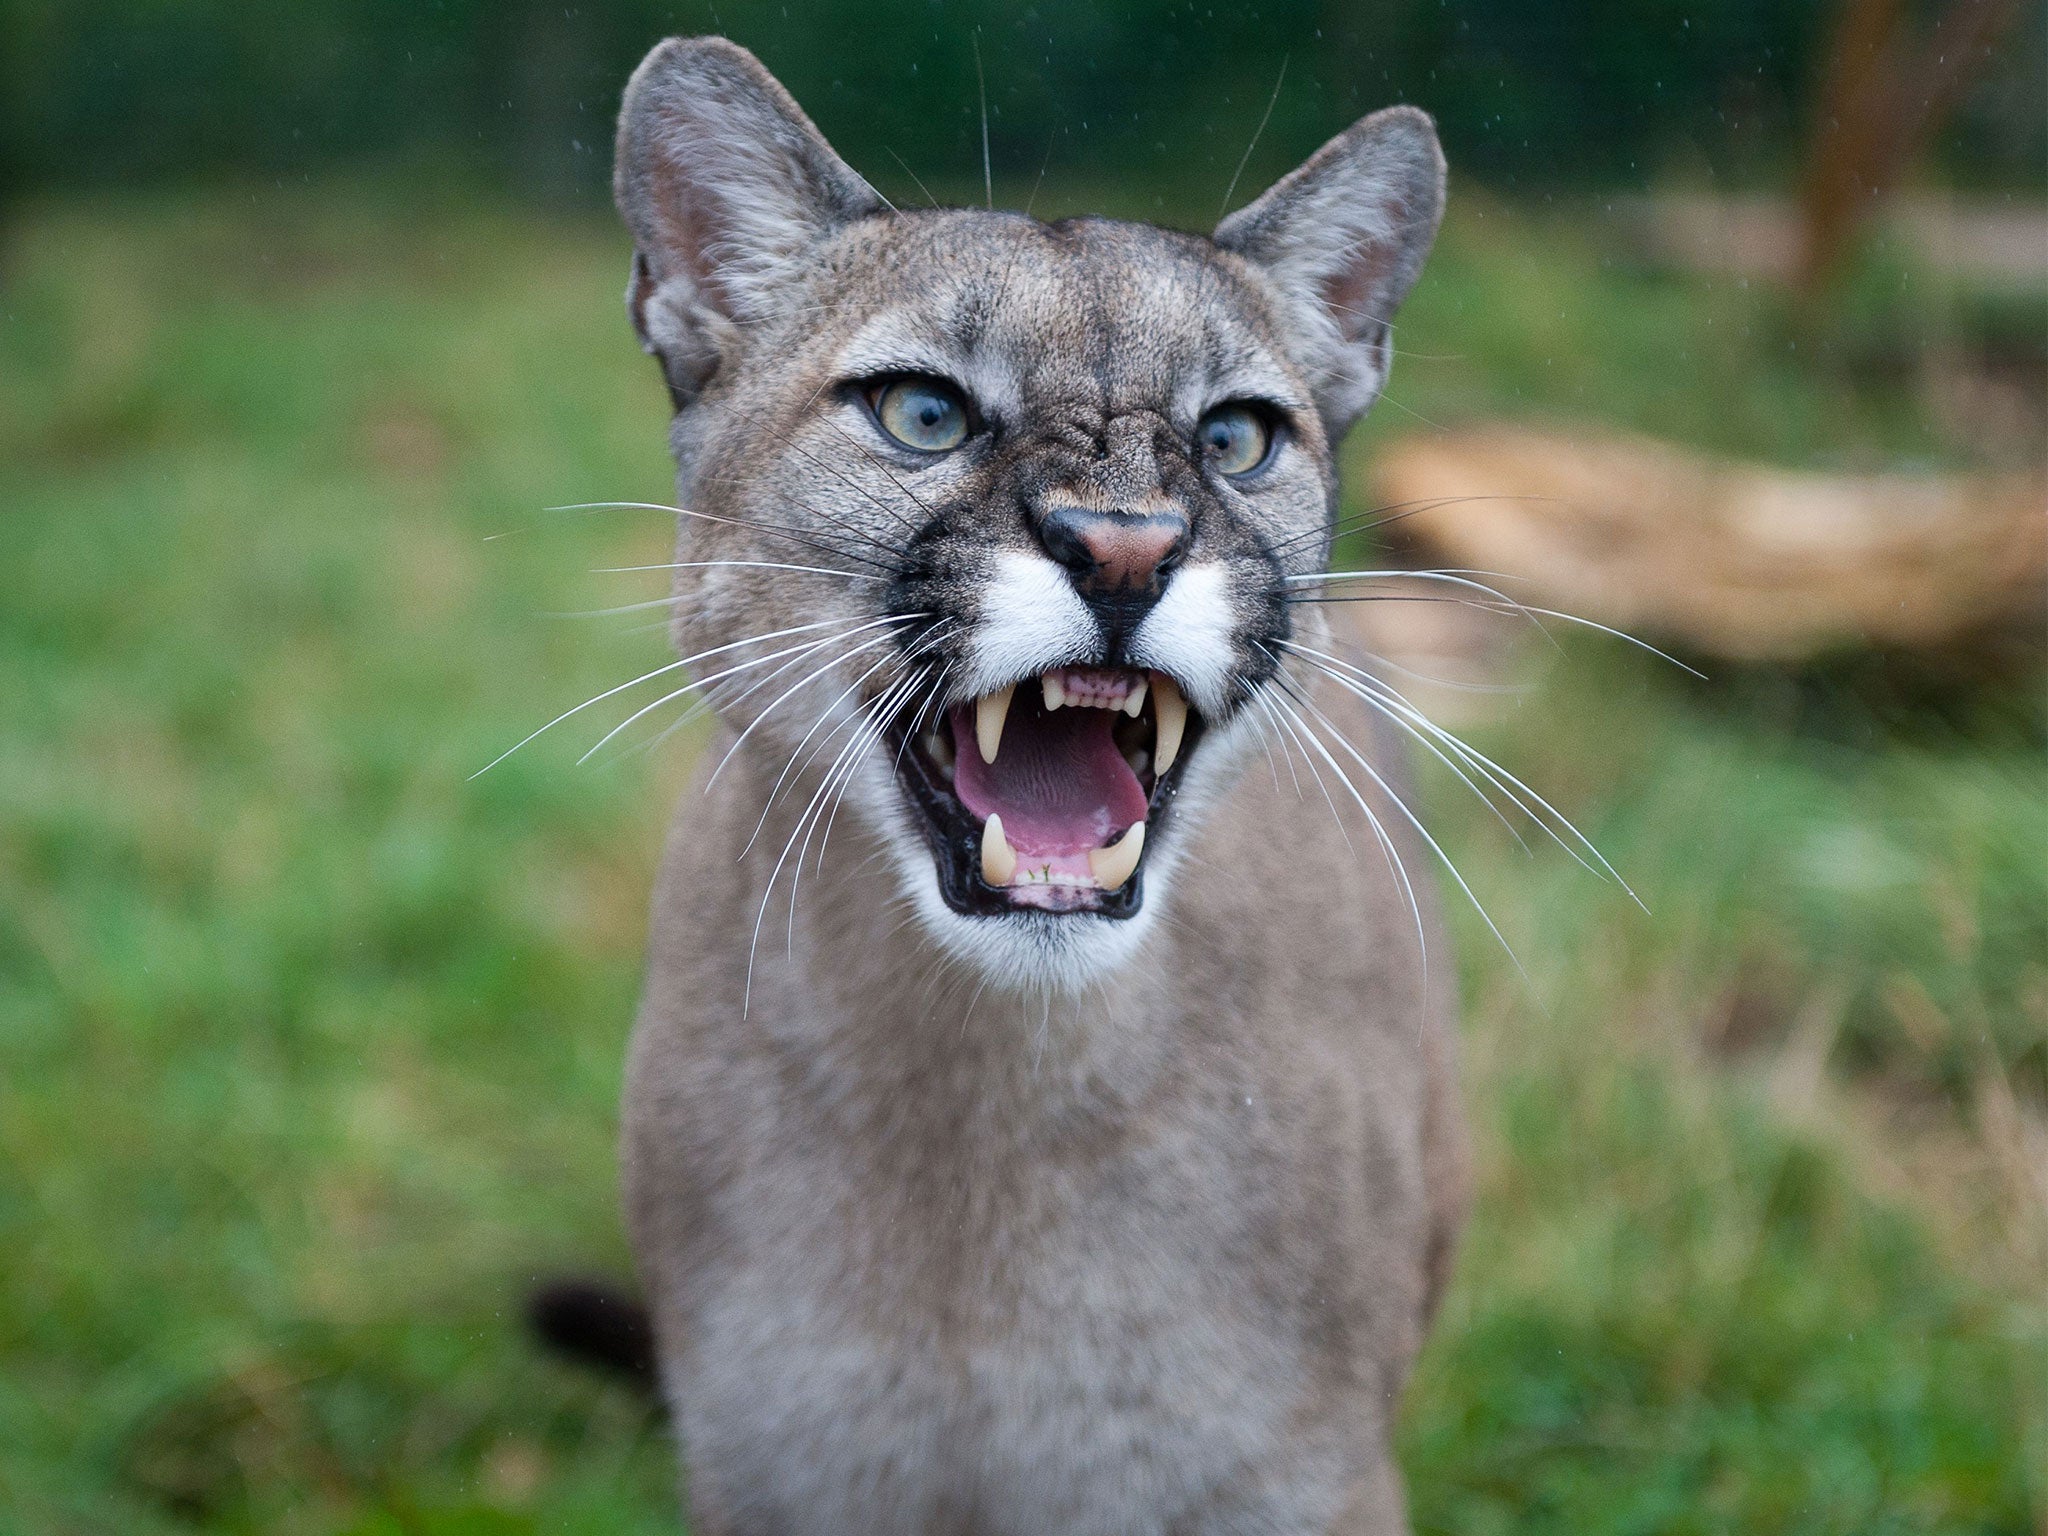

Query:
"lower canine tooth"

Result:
[[980, 813, 1017, 886], [1088, 820, 1145, 890], [1151, 673, 1187, 774], [976, 682, 1015, 764]]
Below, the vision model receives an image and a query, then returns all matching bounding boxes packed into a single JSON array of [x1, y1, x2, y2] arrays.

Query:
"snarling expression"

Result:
[[614, 39, 1443, 986]]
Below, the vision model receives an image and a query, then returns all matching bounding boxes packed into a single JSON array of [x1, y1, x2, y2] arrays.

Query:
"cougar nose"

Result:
[[1035, 505, 1189, 598]]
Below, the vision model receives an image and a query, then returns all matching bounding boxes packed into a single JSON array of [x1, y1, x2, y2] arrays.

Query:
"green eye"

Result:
[[1196, 404, 1272, 476], [873, 378, 969, 452]]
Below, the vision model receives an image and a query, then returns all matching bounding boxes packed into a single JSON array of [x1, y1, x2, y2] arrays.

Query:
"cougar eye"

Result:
[[872, 377, 970, 453], [1195, 404, 1272, 476]]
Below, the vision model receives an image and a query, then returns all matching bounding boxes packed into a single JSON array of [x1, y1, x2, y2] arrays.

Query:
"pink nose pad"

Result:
[[1036, 506, 1189, 595]]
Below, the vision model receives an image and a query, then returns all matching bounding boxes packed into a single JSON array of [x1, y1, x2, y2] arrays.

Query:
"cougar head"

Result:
[[614, 37, 1444, 989]]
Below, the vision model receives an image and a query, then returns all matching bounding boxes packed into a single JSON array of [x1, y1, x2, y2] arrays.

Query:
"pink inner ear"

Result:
[[1320, 243, 1397, 347]]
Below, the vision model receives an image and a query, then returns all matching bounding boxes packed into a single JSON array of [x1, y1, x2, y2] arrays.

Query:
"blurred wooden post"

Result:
[[1797, 0, 2028, 297]]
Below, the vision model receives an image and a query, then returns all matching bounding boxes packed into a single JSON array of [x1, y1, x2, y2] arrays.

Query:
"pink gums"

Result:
[[950, 698, 1148, 859]]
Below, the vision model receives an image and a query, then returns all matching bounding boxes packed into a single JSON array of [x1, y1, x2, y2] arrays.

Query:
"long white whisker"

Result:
[[547, 500, 901, 571], [1288, 567, 1705, 676], [1504, 606, 1707, 676], [1247, 691, 1296, 797], [582, 621, 911, 767], [728, 619, 957, 855], [1218, 54, 1288, 219], [746, 680, 902, 1012], [1281, 678, 1528, 986], [815, 655, 950, 884], [591, 559, 882, 582], [1261, 684, 1427, 991], [736, 643, 916, 859], [1284, 566, 1523, 587], [703, 615, 930, 792], [1280, 639, 1644, 907], [790, 672, 921, 946], [470, 615, 869, 778], [631, 615, 931, 764], [1274, 645, 1531, 855], [1254, 687, 1348, 846]]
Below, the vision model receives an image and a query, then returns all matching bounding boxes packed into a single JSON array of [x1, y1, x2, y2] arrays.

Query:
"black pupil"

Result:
[[916, 395, 949, 428], [1207, 417, 1240, 454]]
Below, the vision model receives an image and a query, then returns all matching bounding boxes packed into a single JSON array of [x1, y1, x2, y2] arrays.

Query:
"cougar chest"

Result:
[[667, 1055, 1359, 1535]]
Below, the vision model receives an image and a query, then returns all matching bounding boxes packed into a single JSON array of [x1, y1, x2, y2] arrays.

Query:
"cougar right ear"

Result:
[[613, 37, 884, 407]]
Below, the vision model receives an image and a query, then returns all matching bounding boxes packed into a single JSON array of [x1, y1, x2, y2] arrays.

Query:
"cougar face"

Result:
[[616, 38, 1443, 989]]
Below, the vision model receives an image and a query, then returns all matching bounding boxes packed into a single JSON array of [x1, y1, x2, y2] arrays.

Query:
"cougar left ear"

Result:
[[614, 36, 885, 406], [1214, 106, 1445, 437]]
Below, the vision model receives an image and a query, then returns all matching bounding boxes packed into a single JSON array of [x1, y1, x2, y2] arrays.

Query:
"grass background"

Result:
[[1, 183, 2043, 1534]]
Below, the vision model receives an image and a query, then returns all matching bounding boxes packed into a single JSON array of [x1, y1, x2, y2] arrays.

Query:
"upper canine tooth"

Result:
[[980, 813, 1018, 886], [976, 682, 1015, 764], [1042, 675, 1066, 712], [1151, 673, 1187, 774], [1088, 820, 1145, 890], [1123, 679, 1148, 717]]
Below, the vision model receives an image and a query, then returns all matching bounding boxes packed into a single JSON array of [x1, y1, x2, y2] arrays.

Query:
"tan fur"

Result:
[[609, 37, 1467, 1533]]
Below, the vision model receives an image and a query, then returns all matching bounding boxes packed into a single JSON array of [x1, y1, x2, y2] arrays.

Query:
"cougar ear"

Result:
[[1214, 106, 1445, 437], [614, 37, 885, 406]]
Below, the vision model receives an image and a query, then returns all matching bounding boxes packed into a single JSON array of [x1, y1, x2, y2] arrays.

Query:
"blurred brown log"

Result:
[[1369, 426, 2048, 662]]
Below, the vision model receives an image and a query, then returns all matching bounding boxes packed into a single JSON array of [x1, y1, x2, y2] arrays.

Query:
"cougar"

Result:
[[602, 35, 1468, 1533]]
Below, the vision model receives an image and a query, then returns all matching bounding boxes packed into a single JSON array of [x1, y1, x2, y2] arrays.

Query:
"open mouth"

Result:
[[891, 665, 1206, 918]]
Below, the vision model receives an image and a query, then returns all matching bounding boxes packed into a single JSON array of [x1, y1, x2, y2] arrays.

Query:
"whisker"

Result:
[[583, 619, 915, 767], [734, 638, 929, 860], [973, 30, 992, 210], [746, 678, 904, 1011], [470, 615, 871, 777], [1267, 494, 1534, 558], [1279, 677, 1529, 986], [1279, 639, 1645, 907], [590, 559, 882, 582], [884, 146, 942, 208], [754, 422, 926, 536], [814, 653, 950, 879], [704, 617, 932, 795], [1273, 644, 1530, 855], [1022, 121, 1061, 221], [1260, 682, 1428, 990], [790, 670, 922, 944], [1253, 687, 1346, 844], [1247, 691, 1296, 797], [813, 412, 939, 523], [638, 614, 931, 761], [694, 636, 904, 811], [1218, 54, 1288, 220], [549, 499, 902, 574]]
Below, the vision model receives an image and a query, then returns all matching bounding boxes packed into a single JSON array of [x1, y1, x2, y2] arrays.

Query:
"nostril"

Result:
[[1037, 505, 1099, 577], [1035, 505, 1189, 594]]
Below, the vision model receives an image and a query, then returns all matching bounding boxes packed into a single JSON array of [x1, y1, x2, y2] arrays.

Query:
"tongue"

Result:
[[951, 696, 1148, 858]]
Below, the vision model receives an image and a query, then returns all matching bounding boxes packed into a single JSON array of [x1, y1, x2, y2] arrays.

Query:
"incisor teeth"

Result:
[[1151, 673, 1187, 775], [1123, 679, 1147, 717], [1088, 820, 1145, 891], [976, 682, 1015, 764], [980, 813, 1017, 886], [1042, 675, 1065, 712]]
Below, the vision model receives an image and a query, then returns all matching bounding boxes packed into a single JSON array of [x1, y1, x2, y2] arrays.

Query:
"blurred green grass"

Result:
[[1, 184, 2042, 1534]]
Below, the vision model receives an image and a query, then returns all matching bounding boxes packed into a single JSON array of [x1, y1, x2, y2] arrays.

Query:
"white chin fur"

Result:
[[861, 712, 1262, 994], [898, 859, 1160, 994]]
